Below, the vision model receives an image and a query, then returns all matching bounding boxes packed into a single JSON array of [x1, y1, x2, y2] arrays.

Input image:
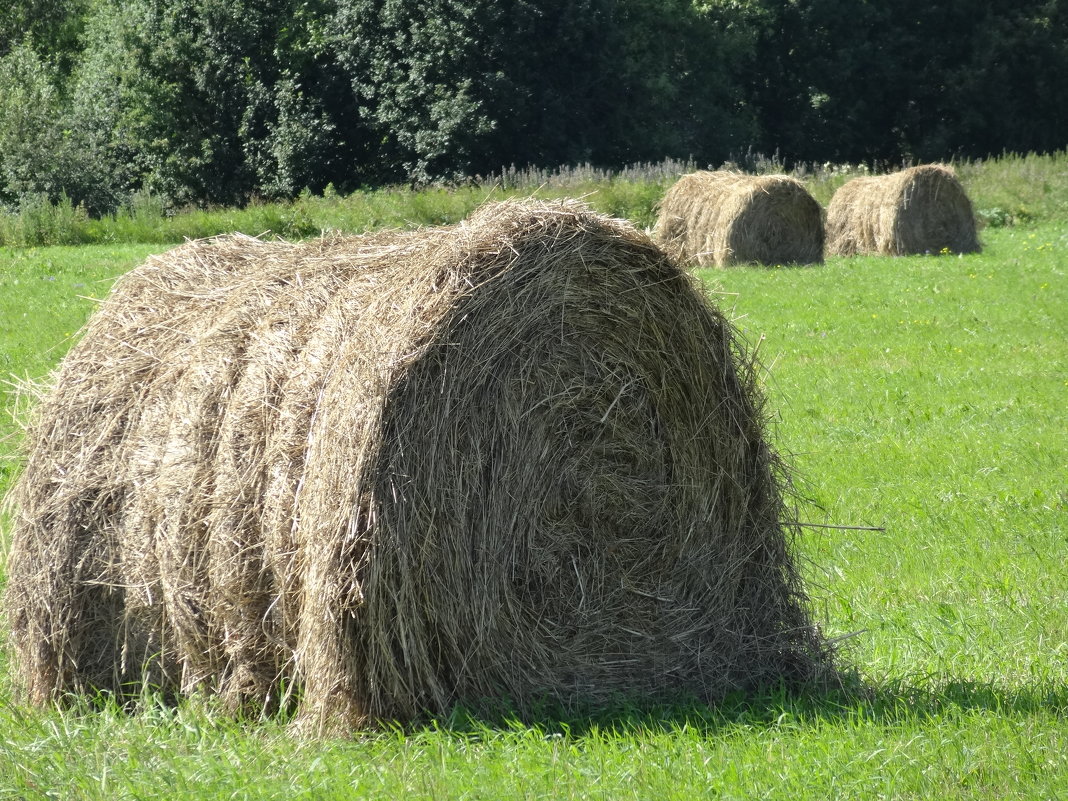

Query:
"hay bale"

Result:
[[4, 199, 831, 731], [654, 171, 824, 267], [825, 164, 981, 256]]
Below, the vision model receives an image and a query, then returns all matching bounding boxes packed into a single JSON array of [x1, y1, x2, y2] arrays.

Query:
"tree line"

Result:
[[2, 0, 1066, 214]]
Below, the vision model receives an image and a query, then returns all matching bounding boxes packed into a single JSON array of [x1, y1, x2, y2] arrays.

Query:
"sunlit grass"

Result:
[[0, 220, 1065, 799], [705, 223, 1066, 693]]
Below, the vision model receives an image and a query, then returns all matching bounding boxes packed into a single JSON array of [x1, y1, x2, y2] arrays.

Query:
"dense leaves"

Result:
[[0, 0, 1065, 212], [747, 0, 1068, 164], [330, 0, 755, 181]]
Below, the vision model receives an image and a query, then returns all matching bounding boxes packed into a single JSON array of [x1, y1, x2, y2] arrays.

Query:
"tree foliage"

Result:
[[0, 0, 1065, 212], [0, 0, 88, 69]]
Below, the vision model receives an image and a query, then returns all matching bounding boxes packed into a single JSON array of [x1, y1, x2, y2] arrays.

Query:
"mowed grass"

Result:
[[711, 224, 1067, 683], [0, 223, 1065, 798]]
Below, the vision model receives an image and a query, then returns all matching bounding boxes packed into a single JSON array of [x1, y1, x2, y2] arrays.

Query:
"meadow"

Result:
[[2, 150, 1065, 248], [0, 156, 1065, 798]]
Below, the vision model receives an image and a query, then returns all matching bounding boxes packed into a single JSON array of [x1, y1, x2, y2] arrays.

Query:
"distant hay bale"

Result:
[[4, 199, 831, 731], [654, 171, 824, 267], [825, 164, 981, 256]]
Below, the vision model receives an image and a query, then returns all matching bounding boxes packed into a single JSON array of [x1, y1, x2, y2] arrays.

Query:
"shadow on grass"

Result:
[[6, 672, 1064, 740], [431, 674, 1068, 738]]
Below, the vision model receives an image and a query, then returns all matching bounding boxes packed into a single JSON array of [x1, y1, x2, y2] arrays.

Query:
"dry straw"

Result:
[[4, 199, 832, 732], [654, 171, 824, 267], [825, 164, 981, 256]]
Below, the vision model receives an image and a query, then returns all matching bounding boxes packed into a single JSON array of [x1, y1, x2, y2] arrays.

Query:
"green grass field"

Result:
[[0, 213, 1065, 797]]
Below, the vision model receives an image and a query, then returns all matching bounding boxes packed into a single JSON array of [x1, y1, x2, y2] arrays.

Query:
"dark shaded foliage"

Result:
[[747, 0, 1068, 165]]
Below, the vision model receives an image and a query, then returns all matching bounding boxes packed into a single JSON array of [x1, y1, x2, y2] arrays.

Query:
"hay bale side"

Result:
[[825, 164, 981, 256], [5, 200, 832, 730], [654, 171, 824, 267], [1, 235, 267, 702]]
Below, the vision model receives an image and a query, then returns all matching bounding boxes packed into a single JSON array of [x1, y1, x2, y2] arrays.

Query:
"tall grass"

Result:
[[3, 151, 1066, 246]]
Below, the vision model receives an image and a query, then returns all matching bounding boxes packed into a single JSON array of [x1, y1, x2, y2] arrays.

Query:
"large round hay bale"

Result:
[[653, 171, 824, 267], [4, 199, 831, 731], [825, 164, 981, 256]]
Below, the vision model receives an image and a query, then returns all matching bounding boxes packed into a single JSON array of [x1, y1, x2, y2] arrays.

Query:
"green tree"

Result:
[[332, 0, 509, 182], [0, 44, 67, 205], [0, 0, 88, 72], [61, 0, 373, 208], [331, 0, 760, 182], [484, 0, 757, 168]]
